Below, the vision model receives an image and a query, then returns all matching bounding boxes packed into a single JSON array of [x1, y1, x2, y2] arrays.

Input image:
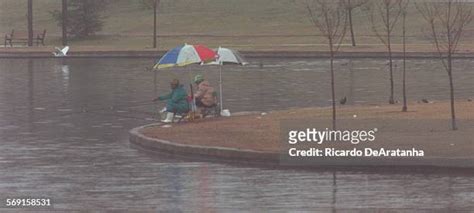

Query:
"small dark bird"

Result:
[[340, 96, 347, 105], [421, 99, 429, 103], [468, 98, 472, 102]]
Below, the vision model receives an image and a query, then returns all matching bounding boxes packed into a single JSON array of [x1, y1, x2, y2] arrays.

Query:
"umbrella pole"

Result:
[[190, 83, 195, 120], [153, 69, 158, 119], [219, 64, 223, 113], [153, 69, 157, 96], [187, 66, 196, 116]]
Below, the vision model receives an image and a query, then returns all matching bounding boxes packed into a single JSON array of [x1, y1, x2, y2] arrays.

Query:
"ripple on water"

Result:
[[57, 109, 73, 112], [0, 125, 20, 130], [57, 123, 75, 128], [33, 120, 54, 124]]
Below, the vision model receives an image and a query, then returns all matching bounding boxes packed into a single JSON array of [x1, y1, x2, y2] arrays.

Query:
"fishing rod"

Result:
[[85, 110, 160, 121], [29, 98, 159, 119]]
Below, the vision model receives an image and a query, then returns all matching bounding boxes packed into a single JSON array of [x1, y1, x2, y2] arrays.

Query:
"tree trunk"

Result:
[[62, 0, 68, 46], [447, 54, 457, 130], [330, 43, 336, 130], [153, 0, 157, 48], [27, 0, 33, 47], [348, 8, 356, 47], [386, 7, 395, 104], [387, 43, 395, 104], [402, 12, 407, 112]]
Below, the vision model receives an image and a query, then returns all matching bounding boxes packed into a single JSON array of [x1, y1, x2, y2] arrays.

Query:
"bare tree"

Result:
[[401, 0, 409, 112], [342, 0, 368, 46], [140, 0, 161, 48], [51, 0, 107, 38], [27, 0, 33, 47], [305, 0, 348, 129], [62, 0, 68, 46], [416, 0, 473, 130], [367, 0, 404, 104], [153, 0, 160, 48]]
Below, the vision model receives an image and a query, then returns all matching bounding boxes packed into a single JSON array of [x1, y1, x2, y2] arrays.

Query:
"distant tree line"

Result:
[[51, 0, 107, 39], [50, 0, 162, 47]]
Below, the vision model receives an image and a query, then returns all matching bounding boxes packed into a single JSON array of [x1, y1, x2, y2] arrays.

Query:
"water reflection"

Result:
[[27, 59, 34, 132], [55, 64, 70, 88], [0, 58, 472, 211], [332, 171, 337, 213]]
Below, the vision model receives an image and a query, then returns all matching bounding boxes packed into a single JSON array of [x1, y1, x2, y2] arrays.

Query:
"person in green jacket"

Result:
[[153, 79, 190, 123]]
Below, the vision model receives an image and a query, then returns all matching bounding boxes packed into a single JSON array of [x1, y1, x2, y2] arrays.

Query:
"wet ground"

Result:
[[0, 58, 473, 211]]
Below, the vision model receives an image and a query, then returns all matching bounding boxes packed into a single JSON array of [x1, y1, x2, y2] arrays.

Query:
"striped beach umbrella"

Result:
[[203, 47, 248, 113], [208, 47, 248, 66], [154, 44, 217, 69]]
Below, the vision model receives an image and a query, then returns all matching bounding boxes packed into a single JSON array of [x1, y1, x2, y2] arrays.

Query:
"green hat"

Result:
[[194, 74, 204, 83]]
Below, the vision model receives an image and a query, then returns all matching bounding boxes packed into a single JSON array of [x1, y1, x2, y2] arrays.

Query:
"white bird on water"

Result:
[[52, 46, 69, 57]]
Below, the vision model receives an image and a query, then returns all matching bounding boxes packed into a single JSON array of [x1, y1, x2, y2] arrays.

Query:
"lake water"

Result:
[[0, 58, 473, 211]]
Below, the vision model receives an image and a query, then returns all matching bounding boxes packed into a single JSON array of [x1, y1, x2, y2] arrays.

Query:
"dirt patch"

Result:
[[142, 101, 474, 159]]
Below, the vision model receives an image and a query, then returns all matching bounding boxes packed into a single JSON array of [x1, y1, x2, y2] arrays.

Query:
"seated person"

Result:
[[153, 79, 189, 123], [193, 75, 216, 110]]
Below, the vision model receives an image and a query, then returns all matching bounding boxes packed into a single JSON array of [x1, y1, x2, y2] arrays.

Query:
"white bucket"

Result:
[[220, 109, 231, 117]]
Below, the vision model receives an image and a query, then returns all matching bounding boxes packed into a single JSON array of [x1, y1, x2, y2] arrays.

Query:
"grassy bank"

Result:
[[1, 0, 474, 51]]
